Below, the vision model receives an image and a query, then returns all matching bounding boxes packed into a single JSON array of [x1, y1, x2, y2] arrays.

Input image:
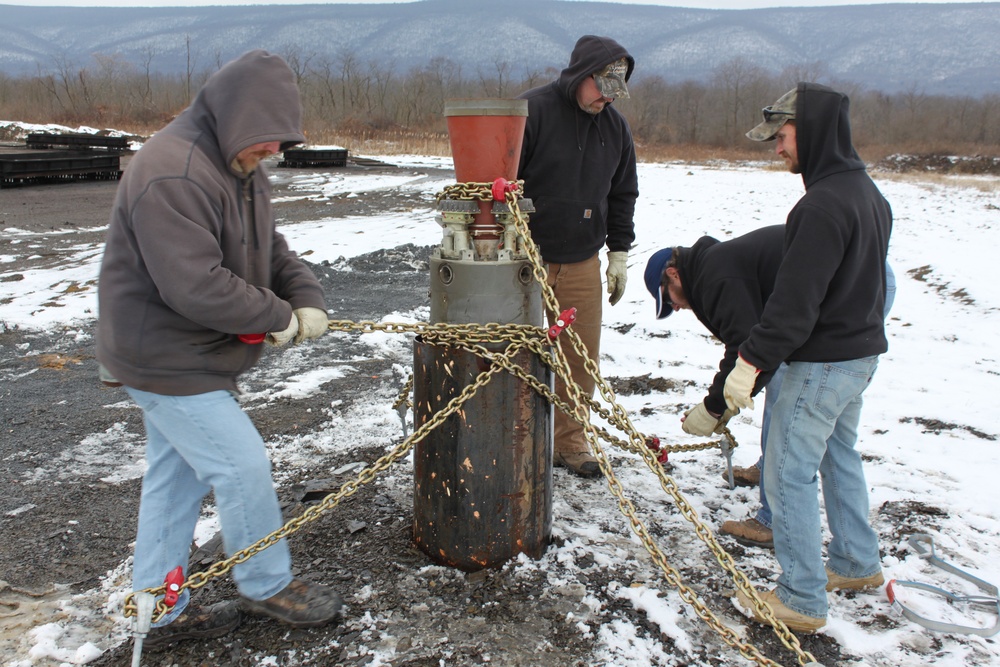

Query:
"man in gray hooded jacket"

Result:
[[98, 50, 340, 648], [517, 35, 639, 477]]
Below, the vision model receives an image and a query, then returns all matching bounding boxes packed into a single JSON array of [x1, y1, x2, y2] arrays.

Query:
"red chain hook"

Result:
[[645, 435, 669, 464], [547, 307, 577, 340], [162, 566, 185, 607], [491, 177, 518, 202]]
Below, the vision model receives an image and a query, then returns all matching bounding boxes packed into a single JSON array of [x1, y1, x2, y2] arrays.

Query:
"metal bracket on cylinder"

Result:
[[435, 199, 479, 260], [492, 197, 533, 261]]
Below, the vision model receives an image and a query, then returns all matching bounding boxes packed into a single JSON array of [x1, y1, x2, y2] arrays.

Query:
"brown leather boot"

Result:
[[241, 578, 343, 628], [721, 464, 760, 487], [144, 600, 242, 650], [553, 450, 601, 478], [720, 517, 773, 549]]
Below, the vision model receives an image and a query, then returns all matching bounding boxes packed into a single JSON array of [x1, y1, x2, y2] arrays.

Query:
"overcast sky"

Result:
[[2, 0, 992, 9]]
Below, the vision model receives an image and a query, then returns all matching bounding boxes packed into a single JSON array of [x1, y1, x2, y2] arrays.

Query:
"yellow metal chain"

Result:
[[496, 186, 818, 667], [123, 339, 527, 623], [124, 182, 817, 667]]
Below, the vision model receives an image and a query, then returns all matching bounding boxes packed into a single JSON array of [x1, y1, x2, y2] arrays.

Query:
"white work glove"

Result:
[[606, 251, 628, 306], [681, 401, 721, 437], [266, 312, 299, 347], [723, 355, 761, 411], [293, 307, 328, 343], [715, 407, 740, 434]]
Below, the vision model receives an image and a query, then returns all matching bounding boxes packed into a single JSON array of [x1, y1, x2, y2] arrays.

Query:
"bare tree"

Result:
[[712, 57, 767, 145]]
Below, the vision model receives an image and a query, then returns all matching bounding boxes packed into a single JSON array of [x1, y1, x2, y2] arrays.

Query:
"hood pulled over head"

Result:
[[557, 35, 634, 104], [189, 50, 305, 168]]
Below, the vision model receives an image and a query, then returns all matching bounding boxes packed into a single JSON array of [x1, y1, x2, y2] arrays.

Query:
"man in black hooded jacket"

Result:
[[517, 35, 639, 477], [727, 83, 892, 633]]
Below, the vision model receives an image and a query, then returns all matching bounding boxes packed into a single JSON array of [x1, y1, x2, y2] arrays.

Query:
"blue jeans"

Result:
[[754, 262, 896, 529], [126, 388, 292, 625], [763, 356, 882, 618]]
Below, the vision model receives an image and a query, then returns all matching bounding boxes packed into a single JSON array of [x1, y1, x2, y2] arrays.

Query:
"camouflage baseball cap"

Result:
[[594, 58, 630, 100], [746, 87, 797, 142]]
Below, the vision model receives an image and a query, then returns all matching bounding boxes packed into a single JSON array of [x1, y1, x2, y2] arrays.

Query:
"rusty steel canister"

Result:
[[413, 98, 551, 571]]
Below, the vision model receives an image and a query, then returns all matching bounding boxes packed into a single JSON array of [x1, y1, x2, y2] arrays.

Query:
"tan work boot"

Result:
[[734, 587, 826, 634], [720, 517, 773, 549], [825, 568, 885, 592], [721, 464, 760, 487], [553, 450, 601, 478]]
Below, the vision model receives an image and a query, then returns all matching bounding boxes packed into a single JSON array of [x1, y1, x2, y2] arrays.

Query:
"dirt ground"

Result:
[[0, 148, 856, 667]]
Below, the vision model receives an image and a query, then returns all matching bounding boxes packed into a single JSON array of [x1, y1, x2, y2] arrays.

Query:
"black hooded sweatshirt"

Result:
[[739, 83, 892, 371], [677, 225, 785, 416], [517, 35, 638, 264]]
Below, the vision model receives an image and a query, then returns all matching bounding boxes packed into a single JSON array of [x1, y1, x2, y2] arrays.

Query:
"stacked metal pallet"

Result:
[[278, 147, 348, 168], [1, 133, 126, 188]]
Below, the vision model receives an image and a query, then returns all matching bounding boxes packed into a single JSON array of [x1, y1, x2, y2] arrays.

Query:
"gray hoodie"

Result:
[[97, 50, 326, 396]]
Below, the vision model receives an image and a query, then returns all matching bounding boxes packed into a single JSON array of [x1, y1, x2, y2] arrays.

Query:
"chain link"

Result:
[[123, 183, 817, 667]]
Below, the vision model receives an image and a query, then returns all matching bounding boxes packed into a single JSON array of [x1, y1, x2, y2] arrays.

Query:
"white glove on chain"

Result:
[[723, 355, 760, 411], [681, 401, 720, 437], [266, 312, 299, 347], [606, 251, 628, 306], [714, 407, 740, 434], [293, 307, 328, 344]]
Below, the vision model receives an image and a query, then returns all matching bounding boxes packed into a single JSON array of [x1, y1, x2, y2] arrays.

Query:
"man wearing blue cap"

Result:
[[645, 229, 895, 554]]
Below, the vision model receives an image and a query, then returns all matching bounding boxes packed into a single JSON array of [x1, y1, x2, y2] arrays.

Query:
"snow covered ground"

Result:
[[2, 138, 1000, 666]]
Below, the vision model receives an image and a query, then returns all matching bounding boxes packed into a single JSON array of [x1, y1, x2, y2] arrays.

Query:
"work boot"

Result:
[[553, 450, 601, 478], [143, 600, 242, 650], [734, 587, 826, 634], [241, 578, 343, 628], [721, 464, 760, 487], [826, 568, 885, 592], [719, 517, 773, 549]]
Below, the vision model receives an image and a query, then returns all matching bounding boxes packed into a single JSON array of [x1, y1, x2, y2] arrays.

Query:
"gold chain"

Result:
[[123, 183, 817, 667]]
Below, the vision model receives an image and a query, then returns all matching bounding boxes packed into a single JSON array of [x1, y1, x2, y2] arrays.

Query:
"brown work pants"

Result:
[[544, 253, 603, 456]]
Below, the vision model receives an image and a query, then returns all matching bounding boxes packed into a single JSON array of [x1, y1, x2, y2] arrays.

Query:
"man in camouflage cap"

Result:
[[517, 36, 638, 478], [727, 83, 893, 634]]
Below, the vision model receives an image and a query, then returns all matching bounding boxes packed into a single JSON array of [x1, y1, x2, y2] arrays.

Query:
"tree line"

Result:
[[1, 47, 998, 153]]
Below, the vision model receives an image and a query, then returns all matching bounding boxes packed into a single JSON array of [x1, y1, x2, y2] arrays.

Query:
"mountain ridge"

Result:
[[0, 0, 997, 95]]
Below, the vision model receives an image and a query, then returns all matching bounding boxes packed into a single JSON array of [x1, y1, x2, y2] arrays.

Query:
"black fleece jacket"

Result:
[[517, 35, 638, 264], [739, 83, 892, 371], [678, 225, 785, 415]]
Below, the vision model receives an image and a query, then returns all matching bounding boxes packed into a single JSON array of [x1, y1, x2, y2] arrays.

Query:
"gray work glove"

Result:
[[266, 312, 299, 347], [606, 251, 628, 306], [293, 307, 328, 343]]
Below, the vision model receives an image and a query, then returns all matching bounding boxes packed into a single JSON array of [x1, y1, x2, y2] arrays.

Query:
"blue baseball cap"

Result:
[[644, 248, 673, 319]]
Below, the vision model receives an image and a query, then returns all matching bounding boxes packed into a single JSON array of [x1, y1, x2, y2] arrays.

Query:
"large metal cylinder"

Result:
[[412, 335, 551, 570], [413, 99, 551, 571]]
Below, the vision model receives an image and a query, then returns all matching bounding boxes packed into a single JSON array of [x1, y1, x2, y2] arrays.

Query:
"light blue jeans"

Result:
[[126, 388, 292, 626], [753, 263, 896, 529], [763, 355, 882, 618]]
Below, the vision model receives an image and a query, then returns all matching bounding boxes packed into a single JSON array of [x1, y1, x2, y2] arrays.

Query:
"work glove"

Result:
[[266, 312, 299, 347], [606, 251, 628, 306], [681, 401, 720, 437], [293, 307, 328, 343], [723, 355, 760, 411], [714, 407, 740, 434]]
